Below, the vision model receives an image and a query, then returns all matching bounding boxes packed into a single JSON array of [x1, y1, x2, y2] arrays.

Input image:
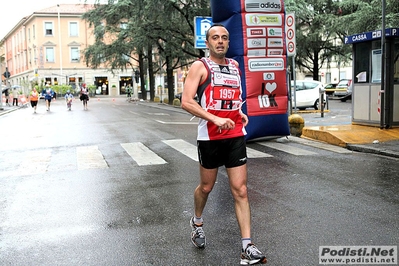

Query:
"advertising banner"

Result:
[[210, 0, 290, 140]]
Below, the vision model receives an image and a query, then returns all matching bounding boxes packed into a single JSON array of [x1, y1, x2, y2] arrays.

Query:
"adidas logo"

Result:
[[220, 66, 230, 73]]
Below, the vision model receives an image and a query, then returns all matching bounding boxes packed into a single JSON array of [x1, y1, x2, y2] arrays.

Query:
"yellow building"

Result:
[[1, 4, 136, 96]]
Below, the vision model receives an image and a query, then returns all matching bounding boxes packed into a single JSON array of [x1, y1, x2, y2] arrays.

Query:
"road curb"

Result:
[[346, 144, 399, 158]]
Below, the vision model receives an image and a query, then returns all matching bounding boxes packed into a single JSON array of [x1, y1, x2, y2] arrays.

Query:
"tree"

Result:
[[82, 0, 210, 103], [337, 0, 399, 35], [285, 0, 399, 80], [285, 0, 349, 80]]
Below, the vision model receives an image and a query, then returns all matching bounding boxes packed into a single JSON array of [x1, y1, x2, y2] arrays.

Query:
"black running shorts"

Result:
[[197, 136, 247, 169]]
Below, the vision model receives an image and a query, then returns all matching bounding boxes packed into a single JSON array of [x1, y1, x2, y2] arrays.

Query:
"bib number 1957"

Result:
[[213, 87, 240, 101]]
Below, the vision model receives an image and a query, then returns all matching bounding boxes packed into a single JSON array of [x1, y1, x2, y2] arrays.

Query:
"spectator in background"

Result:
[[12, 87, 18, 106], [4, 88, 11, 106]]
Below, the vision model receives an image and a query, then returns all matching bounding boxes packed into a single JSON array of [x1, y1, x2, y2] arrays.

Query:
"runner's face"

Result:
[[206, 26, 229, 59]]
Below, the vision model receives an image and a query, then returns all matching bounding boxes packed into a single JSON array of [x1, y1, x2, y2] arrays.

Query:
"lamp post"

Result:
[[134, 69, 139, 99], [159, 58, 163, 103], [380, 0, 386, 128]]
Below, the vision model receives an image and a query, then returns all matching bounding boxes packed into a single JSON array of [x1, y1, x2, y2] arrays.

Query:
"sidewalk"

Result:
[[0, 104, 21, 115], [302, 124, 399, 158]]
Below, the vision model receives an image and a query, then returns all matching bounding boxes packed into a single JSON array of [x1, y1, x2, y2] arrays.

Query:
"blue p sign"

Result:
[[194, 16, 213, 49]]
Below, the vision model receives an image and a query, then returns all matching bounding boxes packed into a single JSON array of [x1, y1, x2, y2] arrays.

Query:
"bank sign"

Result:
[[194, 16, 213, 49], [345, 28, 399, 44]]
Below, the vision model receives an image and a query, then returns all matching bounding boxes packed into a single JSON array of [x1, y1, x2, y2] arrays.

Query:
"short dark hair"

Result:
[[205, 23, 229, 41]]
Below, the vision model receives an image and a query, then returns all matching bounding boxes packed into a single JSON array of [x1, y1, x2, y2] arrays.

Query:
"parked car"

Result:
[[175, 92, 198, 102], [291, 80, 326, 110], [334, 79, 352, 97], [324, 83, 338, 95]]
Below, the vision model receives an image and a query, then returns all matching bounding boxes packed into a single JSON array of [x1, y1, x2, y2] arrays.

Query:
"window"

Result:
[[45, 22, 53, 36], [69, 22, 78, 37], [46, 47, 55, 62], [393, 39, 399, 83], [354, 42, 371, 83], [71, 47, 80, 62], [33, 25, 35, 39]]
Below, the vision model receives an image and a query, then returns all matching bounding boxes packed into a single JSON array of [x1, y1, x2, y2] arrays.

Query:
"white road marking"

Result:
[[156, 120, 198, 125], [162, 139, 198, 161], [121, 142, 167, 166], [17, 149, 52, 175], [76, 146, 109, 170], [258, 141, 318, 155], [247, 147, 273, 158]]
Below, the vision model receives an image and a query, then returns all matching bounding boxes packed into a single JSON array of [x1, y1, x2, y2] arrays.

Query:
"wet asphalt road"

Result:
[[0, 98, 398, 265]]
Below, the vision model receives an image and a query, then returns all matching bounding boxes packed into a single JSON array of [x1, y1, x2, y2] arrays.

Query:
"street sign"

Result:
[[285, 13, 296, 57], [194, 16, 213, 49]]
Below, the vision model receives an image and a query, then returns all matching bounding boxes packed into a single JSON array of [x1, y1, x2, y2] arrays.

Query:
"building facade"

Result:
[[0, 4, 138, 96]]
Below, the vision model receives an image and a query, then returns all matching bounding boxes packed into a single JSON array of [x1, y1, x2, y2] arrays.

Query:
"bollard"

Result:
[[319, 86, 325, 118], [288, 114, 305, 137]]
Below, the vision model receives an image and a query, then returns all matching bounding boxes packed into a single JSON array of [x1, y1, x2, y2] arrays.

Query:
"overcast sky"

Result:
[[0, 0, 94, 38]]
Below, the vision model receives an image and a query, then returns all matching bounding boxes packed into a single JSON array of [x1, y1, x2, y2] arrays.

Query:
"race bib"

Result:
[[213, 86, 240, 100]]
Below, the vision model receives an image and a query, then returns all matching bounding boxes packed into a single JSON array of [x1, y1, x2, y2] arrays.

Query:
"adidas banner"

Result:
[[210, 0, 290, 140]]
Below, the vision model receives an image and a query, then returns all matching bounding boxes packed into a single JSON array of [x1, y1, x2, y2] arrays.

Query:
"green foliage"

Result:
[[82, 0, 210, 101], [87, 84, 97, 95], [52, 85, 73, 96], [338, 0, 399, 35], [284, 0, 398, 80]]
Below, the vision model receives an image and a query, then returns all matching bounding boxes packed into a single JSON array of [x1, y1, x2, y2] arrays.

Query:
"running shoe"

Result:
[[240, 243, 267, 265], [190, 217, 206, 248]]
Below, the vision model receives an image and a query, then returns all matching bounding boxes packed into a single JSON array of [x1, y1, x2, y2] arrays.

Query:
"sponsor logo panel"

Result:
[[247, 28, 267, 37], [245, 0, 283, 13], [267, 27, 283, 37], [248, 49, 267, 57], [248, 58, 285, 71], [268, 38, 284, 47], [245, 14, 283, 26], [247, 38, 267, 48]]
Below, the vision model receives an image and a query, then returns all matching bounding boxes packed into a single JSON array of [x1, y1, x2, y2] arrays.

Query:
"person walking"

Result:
[[12, 87, 19, 106], [44, 84, 53, 111], [181, 24, 267, 265], [65, 90, 74, 111], [126, 84, 132, 102], [29, 86, 39, 113], [79, 83, 89, 110], [4, 88, 11, 106]]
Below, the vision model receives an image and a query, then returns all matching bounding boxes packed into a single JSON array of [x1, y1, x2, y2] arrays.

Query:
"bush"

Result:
[[52, 84, 73, 96]]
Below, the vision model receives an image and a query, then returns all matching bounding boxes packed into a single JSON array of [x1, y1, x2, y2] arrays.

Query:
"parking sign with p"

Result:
[[194, 16, 213, 49]]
